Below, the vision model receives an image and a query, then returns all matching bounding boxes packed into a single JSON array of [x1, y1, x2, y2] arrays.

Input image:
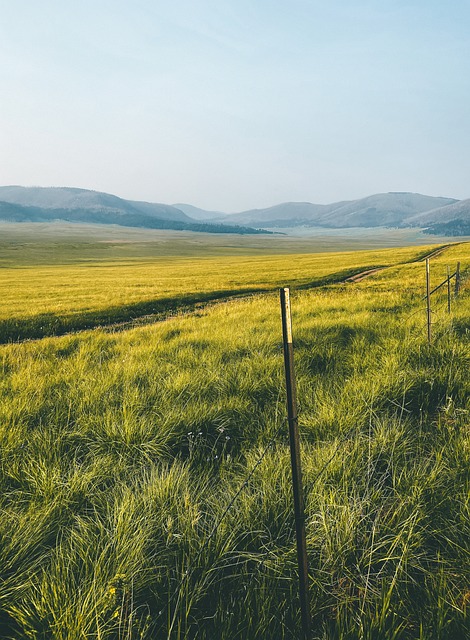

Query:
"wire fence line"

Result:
[[400, 261, 468, 344], [166, 421, 359, 636], [421, 269, 458, 300], [164, 257, 468, 637]]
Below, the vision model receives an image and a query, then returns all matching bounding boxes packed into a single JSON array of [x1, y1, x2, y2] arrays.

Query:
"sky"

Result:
[[1, 0, 470, 212]]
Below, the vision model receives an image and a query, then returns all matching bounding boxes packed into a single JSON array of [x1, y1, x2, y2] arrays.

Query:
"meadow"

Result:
[[0, 222, 461, 267], [0, 237, 468, 639], [0, 225, 447, 343]]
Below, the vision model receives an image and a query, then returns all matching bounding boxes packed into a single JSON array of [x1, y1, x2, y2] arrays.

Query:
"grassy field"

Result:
[[0, 240, 468, 638], [1, 222, 466, 267], [0, 236, 449, 342]]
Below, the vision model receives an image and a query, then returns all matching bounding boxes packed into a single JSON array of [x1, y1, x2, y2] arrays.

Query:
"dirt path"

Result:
[[344, 243, 459, 285], [413, 243, 460, 262], [4, 242, 461, 343], [345, 268, 385, 283]]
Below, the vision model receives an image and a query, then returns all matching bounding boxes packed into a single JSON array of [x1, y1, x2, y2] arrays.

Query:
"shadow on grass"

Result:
[[0, 266, 384, 343]]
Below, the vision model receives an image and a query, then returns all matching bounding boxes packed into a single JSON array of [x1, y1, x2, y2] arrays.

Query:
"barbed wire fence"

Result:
[[164, 254, 468, 639]]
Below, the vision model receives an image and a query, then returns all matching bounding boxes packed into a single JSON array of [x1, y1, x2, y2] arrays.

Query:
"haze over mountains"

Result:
[[209, 193, 463, 230], [0, 186, 268, 235], [0, 186, 469, 235], [172, 203, 225, 220]]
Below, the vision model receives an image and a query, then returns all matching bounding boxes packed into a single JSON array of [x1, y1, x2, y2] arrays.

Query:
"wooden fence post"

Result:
[[426, 259, 432, 344], [280, 287, 311, 639], [455, 262, 461, 297], [447, 266, 451, 314]]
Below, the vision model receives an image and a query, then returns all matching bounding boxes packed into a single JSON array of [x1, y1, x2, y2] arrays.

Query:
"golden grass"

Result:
[[0, 241, 467, 638], [0, 245, 440, 331]]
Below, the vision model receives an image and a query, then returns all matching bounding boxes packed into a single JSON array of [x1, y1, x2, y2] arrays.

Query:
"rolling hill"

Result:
[[413, 199, 470, 236], [317, 192, 458, 227], [222, 192, 458, 228], [216, 201, 342, 226], [0, 186, 192, 223], [1, 187, 468, 235], [0, 187, 270, 235], [172, 203, 226, 220], [407, 197, 470, 225]]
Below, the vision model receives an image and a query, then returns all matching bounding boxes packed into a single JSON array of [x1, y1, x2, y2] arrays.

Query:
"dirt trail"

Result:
[[414, 244, 457, 262], [4, 242, 461, 343], [345, 268, 385, 283], [344, 243, 459, 285]]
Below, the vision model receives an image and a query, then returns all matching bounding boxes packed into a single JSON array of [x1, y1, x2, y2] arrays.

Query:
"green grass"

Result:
[[0, 222, 464, 267], [0, 242, 468, 638], [0, 243, 446, 342]]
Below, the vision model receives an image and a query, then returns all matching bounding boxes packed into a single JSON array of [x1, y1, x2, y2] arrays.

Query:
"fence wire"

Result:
[[165, 258, 468, 636]]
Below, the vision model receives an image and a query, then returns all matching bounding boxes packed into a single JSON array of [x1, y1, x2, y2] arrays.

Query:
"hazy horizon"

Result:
[[0, 184, 465, 216], [1, 1, 470, 211]]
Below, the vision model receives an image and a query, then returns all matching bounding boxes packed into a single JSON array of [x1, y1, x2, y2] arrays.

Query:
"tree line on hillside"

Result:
[[423, 219, 470, 236], [0, 201, 272, 235]]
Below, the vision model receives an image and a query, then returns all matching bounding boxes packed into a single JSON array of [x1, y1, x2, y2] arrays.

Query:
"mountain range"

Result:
[[212, 192, 468, 232], [0, 186, 469, 235], [0, 186, 268, 235]]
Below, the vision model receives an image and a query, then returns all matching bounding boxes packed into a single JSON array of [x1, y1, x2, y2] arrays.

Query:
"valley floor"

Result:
[[0, 240, 468, 639]]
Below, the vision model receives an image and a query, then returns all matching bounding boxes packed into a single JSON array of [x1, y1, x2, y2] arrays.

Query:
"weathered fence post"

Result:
[[280, 287, 311, 640], [426, 259, 432, 344], [447, 266, 451, 314], [455, 261, 461, 297]]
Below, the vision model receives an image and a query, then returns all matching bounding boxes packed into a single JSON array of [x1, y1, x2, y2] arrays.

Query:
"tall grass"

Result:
[[0, 243, 468, 638], [0, 245, 436, 341]]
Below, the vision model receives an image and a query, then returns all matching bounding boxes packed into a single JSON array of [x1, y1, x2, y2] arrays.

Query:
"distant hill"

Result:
[[411, 199, 470, 236], [0, 187, 271, 235], [1, 186, 468, 236], [406, 198, 470, 226], [319, 192, 457, 228], [423, 219, 470, 236], [222, 202, 343, 226], [223, 193, 458, 228], [124, 200, 193, 222], [172, 203, 226, 221], [0, 186, 191, 223], [0, 201, 50, 222]]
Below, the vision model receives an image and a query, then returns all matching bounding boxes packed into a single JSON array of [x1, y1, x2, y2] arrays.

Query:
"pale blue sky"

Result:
[[1, 1, 469, 211]]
